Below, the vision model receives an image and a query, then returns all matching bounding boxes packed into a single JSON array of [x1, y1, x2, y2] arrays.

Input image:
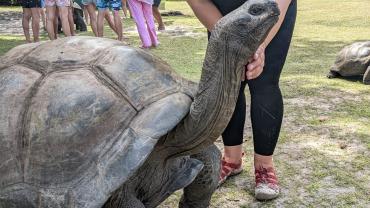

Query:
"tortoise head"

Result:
[[211, 0, 280, 59], [163, 0, 281, 154]]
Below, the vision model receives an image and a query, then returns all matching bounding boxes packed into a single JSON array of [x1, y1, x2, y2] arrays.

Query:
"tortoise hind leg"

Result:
[[179, 144, 221, 208], [363, 66, 370, 85]]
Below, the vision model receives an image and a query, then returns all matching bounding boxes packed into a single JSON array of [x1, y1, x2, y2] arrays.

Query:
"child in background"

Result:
[[127, 0, 158, 48], [96, 0, 123, 41], [22, 0, 41, 43], [152, 0, 164, 30], [40, 0, 46, 30], [121, 0, 129, 18], [82, 0, 97, 35], [68, 0, 76, 35]]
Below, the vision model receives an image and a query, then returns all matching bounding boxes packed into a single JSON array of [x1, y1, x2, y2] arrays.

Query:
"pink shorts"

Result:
[[45, 0, 70, 7]]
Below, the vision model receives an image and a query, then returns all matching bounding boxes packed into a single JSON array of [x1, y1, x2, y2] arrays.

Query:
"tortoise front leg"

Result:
[[363, 66, 370, 85], [179, 144, 221, 208]]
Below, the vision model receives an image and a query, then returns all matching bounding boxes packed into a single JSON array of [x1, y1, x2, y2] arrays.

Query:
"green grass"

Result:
[[1, 0, 370, 207]]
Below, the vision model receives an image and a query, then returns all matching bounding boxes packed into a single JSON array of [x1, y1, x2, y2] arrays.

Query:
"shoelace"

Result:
[[255, 166, 278, 186]]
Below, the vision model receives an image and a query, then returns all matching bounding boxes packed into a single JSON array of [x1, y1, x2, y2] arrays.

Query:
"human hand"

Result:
[[245, 44, 266, 80]]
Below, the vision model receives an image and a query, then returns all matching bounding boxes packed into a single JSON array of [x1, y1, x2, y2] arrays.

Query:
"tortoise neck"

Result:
[[164, 35, 248, 155]]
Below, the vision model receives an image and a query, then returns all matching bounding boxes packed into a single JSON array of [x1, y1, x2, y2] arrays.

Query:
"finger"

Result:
[[246, 66, 263, 80], [247, 57, 263, 71]]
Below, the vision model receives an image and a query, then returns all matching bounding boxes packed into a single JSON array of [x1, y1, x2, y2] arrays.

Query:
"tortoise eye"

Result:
[[249, 4, 266, 16]]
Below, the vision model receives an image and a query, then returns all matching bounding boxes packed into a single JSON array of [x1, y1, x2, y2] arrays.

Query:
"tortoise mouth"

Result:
[[247, 14, 279, 43]]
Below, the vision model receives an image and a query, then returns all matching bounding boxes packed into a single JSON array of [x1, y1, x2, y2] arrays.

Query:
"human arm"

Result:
[[187, 0, 293, 80], [246, 0, 292, 79], [186, 0, 222, 32]]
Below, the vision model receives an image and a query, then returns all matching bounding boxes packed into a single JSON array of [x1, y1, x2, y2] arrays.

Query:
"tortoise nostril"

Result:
[[249, 4, 266, 16]]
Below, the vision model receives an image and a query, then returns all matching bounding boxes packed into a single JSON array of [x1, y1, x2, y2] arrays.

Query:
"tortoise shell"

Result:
[[0, 36, 193, 207]]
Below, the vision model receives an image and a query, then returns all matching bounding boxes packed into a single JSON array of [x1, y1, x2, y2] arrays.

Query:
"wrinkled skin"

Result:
[[328, 41, 370, 85]]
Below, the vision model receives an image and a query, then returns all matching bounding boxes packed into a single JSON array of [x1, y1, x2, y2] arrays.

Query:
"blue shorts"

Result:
[[96, 0, 121, 11], [40, 0, 45, 7]]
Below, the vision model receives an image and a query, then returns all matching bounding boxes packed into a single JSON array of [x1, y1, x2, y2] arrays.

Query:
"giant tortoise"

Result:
[[0, 0, 279, 207], [327, 41, 370, 85]]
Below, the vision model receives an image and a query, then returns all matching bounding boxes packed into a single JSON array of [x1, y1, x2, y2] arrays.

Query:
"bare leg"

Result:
[[97, 9, 105, 37], [46, 6, 56, 40], [86, 4, 97, 36], [68, 6, 75, 35], [58, 6, 71, 36], [39, 8, 46, 29], [30, 8, 40, 42], [152, 6, 164, 30], [22, 8, 32, 43], [83, 5, 90, 25], [54, 9, 58, 39], [104, 10, 117, 34], [223, 145, 243, 164], [363, 66, 370, 85], [254, 153, 274, 169], [121, 0, 128, 18], [112, 10, 122, 41]]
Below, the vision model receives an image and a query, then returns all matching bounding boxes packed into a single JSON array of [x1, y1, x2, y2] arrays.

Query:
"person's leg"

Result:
[[221, 81, 247, 164], [110, 0, 122, 40], [152, 0, 164, 30], [142, 2, 159, 46], [86, 4, 97, 35], [45, 2, 56, 40], [112, 10, 123, 40], [57, 0, 72, 36], [97, 9, 105, 37], [83, 5, 90, 24], [68, 5, 76, 35], [22, 8, 32, 43], [128, 0, 151, 47], [246, 0, 296, 200], [248, 0, 297, 169], [121, 0, 128, 18], [104, 9, 117, 34], [30, 7, 41, 42], [54, 8, 59, 38], [96, 0, 107, 37], [40, 8, 46, 29], [218, 81, 247, 185]]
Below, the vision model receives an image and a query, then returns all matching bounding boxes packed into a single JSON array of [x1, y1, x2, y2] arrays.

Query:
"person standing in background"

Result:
[[21, 0, 41, 43], [96, 0, 123, 41], [82, 0, 97, 35], [128, 0, 159, 48], [45, 0, 72, 39], [39, 0, 46, 30], [152, 0, 164, 30], [68, 0, 76, 35], [121, 0, 129, 18]]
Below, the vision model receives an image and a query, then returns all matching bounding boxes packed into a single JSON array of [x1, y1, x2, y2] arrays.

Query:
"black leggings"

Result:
[[222, 0, 297, 156]]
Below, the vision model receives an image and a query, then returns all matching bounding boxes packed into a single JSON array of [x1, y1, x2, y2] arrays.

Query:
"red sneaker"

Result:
[[218, 154, 244, 186], [254, 166, 280, 200]]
